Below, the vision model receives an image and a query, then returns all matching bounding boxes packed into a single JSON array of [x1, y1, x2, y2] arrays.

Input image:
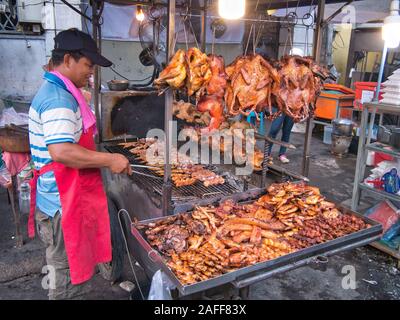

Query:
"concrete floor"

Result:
[[0, 130, 399, 300]]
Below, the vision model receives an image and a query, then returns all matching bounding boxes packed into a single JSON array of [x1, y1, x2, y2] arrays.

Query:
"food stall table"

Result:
[[0, 126, 30, 247]]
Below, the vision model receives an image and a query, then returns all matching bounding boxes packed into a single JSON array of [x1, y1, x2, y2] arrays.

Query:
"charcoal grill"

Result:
[[89, 0, 383, 298], [128, 188, 382, 298], [98, 90, 381, 298], [104, 144, 242, 205], [98, 89, 246, 245]]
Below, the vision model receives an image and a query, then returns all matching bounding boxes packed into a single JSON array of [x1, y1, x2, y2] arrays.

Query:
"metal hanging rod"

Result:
[[103, 0, 205, 11], [185, 13, 314, 25], [103, 1, 316, 26]]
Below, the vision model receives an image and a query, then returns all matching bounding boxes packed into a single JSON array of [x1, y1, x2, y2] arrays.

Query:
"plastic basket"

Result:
[[354, 82, 383, 109]]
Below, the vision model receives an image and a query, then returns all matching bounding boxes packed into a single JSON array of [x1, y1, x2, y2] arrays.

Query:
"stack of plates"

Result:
[[381, 69, 400, 105]]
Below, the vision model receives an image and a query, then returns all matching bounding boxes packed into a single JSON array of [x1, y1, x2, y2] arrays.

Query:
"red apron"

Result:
[[28, 127, 112, 285]]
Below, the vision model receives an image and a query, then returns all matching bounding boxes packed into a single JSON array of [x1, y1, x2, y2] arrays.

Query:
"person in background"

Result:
[[267, 48, 305, 164], [267, 111, 294, 163]]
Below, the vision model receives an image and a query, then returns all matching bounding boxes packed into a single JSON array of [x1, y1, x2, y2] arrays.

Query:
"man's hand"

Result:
[[48, 142, 132, 175], [108, 153, 132, 175]]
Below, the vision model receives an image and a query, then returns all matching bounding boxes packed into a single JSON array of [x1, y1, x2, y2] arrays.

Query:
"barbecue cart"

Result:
[[80, 0, 383, 299]]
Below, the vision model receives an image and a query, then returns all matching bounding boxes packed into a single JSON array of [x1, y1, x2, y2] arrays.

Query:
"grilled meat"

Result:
[[123, 139, 225, 188], [197, 95, 224, 132], [154, 49, 187, 89], [225, 54, 279, 117], [154, 47, 212, 98], [272, 55, 332, 122], [138, 182, 370, 285], [162, 225, 190, 254], [197, 55, 227, 131], [173, 100, 211, 125], [205, 54, 227, 97], [186, 47, 212, 98], [158, 52, 333, 129]]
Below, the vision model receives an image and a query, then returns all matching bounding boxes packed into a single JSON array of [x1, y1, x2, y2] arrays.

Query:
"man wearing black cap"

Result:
[[28, 28, 131, 299]]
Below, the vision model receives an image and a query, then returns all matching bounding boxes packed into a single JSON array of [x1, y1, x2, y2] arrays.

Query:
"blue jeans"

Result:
[[268, 114, 294, 156]]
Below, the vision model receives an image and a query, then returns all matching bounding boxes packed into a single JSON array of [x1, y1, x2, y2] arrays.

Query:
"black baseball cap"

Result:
[[54, 28, 113, 67]]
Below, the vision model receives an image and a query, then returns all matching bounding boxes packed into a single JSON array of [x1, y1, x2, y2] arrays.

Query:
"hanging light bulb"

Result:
[[218, 0, 245, 20], [136, 5, 145, 22], [382, 0, 400, 48]]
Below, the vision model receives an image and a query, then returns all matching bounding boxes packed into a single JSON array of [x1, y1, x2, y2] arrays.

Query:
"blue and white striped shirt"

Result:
[[29, 72, 83, 217]]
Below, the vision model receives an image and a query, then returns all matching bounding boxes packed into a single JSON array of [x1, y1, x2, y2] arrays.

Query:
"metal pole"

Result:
[[92, 1, 101, 145], [302, 0, 325, 177], [323, 0, 353, 26], [162, 0, 175, 216], [201, 3, 207, 52], [368, 44, 388, 137], [374, 42, 388, 101], [351, 107, 368, 210]]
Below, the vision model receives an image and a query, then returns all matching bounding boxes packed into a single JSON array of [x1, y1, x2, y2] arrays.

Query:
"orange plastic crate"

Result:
[[315, 84, 355, 120]]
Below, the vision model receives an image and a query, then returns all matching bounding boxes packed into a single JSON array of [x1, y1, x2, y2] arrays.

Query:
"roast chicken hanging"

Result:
[[225, 54, 279, 118], [154, 47, 211, 98], [154, 49, 187, 90], [155, 48, 334, 128], [197, 54, 227, 132], [185, 47, 212, 98], [272, 55, 334, 122]]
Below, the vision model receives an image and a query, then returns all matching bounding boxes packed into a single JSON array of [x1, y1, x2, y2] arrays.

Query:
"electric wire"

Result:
[[83, 3, 155, 83], [333, 31, 346, 50], [109, 66, 153, 82], [186, 0, 199, 49], [118, 208, 146, 300], [245, 0, 260, 55], [16, 0, 86, 6]]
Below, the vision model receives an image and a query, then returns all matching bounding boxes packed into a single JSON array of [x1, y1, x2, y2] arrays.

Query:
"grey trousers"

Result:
[[35, 208, 86, 300]]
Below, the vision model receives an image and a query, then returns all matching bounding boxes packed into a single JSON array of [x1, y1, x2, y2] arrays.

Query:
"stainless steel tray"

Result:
[[129, 188, 382, 297]]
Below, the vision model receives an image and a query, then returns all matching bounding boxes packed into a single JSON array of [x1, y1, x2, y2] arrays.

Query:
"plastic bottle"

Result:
[[19, 182, 30, 214]]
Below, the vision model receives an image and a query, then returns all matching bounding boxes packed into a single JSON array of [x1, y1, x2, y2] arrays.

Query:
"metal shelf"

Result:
[[364, 102, 400, 116], [366, 142, 400, 158], [359, 183, 400, 203], [352, 102, 400, 263]]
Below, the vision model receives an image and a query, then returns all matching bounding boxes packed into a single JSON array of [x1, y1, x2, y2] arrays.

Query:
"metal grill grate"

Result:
[[104, 144, 241, 203]]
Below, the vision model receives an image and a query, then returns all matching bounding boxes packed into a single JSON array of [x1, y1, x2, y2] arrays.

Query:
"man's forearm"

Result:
[[48, 142, 111, 169]]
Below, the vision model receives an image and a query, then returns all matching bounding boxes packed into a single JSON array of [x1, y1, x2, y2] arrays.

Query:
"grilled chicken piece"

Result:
[[188, 235, 204, 250], [225, 54, 279, 117], [172, 174, 197, 187], [196, 54, 227, 132], [232, 231, 252, 243], [197, 95, 224, 132], [229, 252, 248, 267], [154, 49, 187, 89], [223, 217, 287, 231], [272, 55, 333, 122], [186, 47, 212, 97], [205, 54, 227, 97], [173, 100, 211, 126]]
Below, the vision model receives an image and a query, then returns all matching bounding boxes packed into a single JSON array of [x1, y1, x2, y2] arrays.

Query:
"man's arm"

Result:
[[48, 142, 132, 174]]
